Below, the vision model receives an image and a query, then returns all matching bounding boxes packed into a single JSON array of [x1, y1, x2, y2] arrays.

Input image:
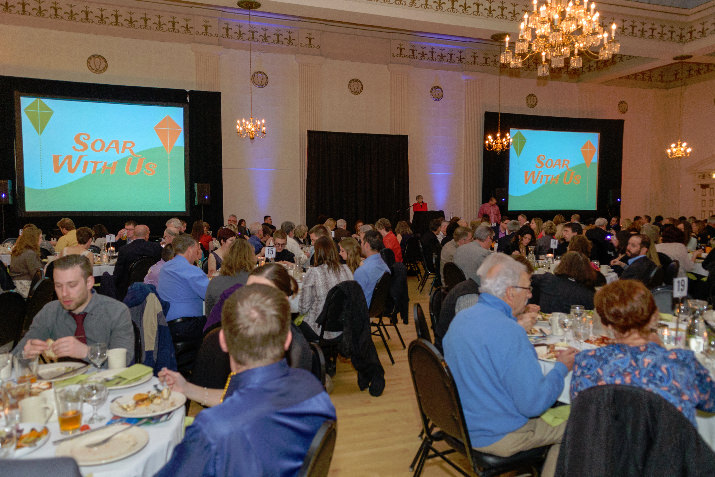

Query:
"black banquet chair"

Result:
[[23, 278, 56, 332], [413, 303, 432, 343], [296, 420, 338, 477], [408, 339, 548, 476], [369, 272, 404, 365], [0, 291, 27, 349], [442, 262, 466, 292]]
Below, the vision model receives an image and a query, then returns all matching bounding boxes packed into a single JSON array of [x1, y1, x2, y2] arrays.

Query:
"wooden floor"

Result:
[[328, 276, 470, 476]]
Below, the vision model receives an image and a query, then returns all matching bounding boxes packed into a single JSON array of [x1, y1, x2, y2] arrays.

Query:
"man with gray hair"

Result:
[[497, 220, 520, 252], [444, 254, 576, 477], [333, 218, 351, 241], [586, 217, 614, 264], [439, 226, 472, 277], [248, 222, 264, 255], [453, 225, 494, 284], [281, 221, 305, 263]]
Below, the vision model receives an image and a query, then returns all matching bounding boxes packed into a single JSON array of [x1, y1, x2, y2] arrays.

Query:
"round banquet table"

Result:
[[13, 376, 185, 476]]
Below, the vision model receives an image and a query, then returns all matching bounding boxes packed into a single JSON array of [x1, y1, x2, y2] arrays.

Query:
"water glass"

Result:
[[0, 354, 12, 383], [81, 381, 108, 424], [87, 343, 108, 371], [13, 355, 38, 384], [2, 381, 30, 426], [0, 425, 16, 458], [56, 385, 83, 434]]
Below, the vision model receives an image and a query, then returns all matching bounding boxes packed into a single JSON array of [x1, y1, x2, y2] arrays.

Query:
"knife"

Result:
[[52, 422, 122, 445], [42, 364, 91, 381]]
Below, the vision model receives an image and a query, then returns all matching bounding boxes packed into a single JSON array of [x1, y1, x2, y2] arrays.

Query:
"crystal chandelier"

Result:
[[500, 0, 619, 77], [485, 34, 512, 154], [666, 55, 693, 159], [236, 0, 266, 140]]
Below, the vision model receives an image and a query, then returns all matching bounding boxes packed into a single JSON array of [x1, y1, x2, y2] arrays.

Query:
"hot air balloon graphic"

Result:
[[24, 99, 53, 188], [581, 140, 596, 198], [154, 116, 182, 203]]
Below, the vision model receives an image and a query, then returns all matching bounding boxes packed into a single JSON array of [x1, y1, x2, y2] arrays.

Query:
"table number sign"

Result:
[[673, 277, 688, 298], [550, 239, 558, 250], [105, 234, 116, 243], [265, 246, 276, 260]]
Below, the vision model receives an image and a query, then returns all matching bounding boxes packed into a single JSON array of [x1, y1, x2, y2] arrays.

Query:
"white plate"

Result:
[[14, 424, 50, 458], [91, 369, 153, 390], [110, 392, 186, 418], [37, 362, 87, 382], [55, 425, 149, 466]]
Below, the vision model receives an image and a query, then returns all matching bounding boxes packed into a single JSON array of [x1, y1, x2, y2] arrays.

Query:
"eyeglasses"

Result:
[[274, 242, 287, 247], [511, 285, 532, 292]]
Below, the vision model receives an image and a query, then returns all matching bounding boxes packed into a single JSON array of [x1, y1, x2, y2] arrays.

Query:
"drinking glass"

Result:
[[13, 355, 38, 384], [558, 314, 573, 338], [81, 381, 108, 424], [0, 354, 12, 384], [2, 381, 30, 426], [56, 385, 83, 434], [87, 343, 108, 371], [0, 425, 16, 458]]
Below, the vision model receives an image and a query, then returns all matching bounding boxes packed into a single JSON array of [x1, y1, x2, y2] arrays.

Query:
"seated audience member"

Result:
[[281, 221, 306, 264], [611, 234, 659, 285], [293, 224, 308, 245], [9, 224, 43, 297], [333, 219, 351, 241], [535, 220, 557, 256], [531, 251, 597, 313], [114, 220, 137, 250], [226, 214, 238, 228], [191, 220, 212, 255], [496, 216, 510, 239], [586, 217, 614, 264], [92, 224, 109, 250], [162, 227, 179, 246], [567, 235, 593, 258], [338, 237, 362, 274], [262, 215, 276, 232], [144, 244, 175, 287], [235, 218, 248, 237], [444, 254, 575, 477], [13, 255, 134, 364], [166, 217, 183, 231], [678, 220, 698, 251], [420, 219, 442, 264], [268, 230, 295, 264], [453, 225, 494, 285], [55, 218, 78, 254], [113, 224, 162, 296], [375, 218, 402, 262], [353, 231, 390, 307], [156, 284, 336, 477], [571, 280, 715, 426], [611, 230, 631, 259], [247, 222, 265, 255], [205, 238, 255, 317], [440, 219, 461, 247], [530, 217, 543, 238], [656, 224, 694, 277], [207, 227, 237, 276], [517, 214, 529, 228], [157, 234, 209, 339], [60, 226, 95, 261], [394, 221, 413, 251], [440, 226, 472, 277], [555, 222, 582, 256], [496, 220, 520, 253], [299, 236, 353, 341]]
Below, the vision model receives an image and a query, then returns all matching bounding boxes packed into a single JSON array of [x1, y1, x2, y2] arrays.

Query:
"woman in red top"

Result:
[[412, 194, 428, 212], [375, 218, 402, 262]]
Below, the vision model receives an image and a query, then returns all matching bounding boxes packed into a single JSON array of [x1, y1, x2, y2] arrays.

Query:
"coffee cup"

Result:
[[107, 348, 127, 369], [19, 396, 52, 423], [550, 313, 566, 336], [39, 388, 57, 417]]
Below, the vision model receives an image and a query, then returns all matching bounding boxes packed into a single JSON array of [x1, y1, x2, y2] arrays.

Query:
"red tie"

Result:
[[69, 312, 87, 344]]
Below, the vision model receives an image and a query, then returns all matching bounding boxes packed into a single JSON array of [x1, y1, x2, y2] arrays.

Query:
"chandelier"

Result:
[[485, 34, 512, 154], [666, 55, 693, 159], [236, 0, 266, 140], [500, 0, 620, 77]]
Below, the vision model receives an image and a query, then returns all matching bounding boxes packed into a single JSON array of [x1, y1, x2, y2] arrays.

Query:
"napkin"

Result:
[[55, 373, 89, 388], [540, 405, 571, 427], [659, 313, 674, 322], [105, 364, 153, 387]]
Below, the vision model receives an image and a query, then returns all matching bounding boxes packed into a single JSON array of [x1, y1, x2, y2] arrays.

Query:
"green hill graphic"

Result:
[[509, 162, 598, 211], [25, 146, 185, 212]]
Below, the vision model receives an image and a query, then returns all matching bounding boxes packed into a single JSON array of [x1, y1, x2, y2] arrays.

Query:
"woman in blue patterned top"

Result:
[[570, 279, 715, 426]]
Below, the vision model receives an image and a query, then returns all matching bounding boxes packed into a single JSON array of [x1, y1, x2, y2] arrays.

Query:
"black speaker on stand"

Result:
[[194, 183, 210, 222]]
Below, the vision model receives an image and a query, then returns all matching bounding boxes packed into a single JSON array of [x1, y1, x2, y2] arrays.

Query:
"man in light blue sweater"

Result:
[[444, 253, 577, 477]]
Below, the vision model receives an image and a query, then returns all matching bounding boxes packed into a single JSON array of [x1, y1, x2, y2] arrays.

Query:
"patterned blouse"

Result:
[[570, 342, 715, 426], [299, 263, 353, 339]]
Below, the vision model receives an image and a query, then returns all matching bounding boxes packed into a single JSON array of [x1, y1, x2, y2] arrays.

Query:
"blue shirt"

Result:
[[443, 293, 568, 447], [353, 253, 390, 306], [248, 235, 263, 255], [156, 360, 336, 477], [628, 254, 646, 265], [157, 255, 209, 321]]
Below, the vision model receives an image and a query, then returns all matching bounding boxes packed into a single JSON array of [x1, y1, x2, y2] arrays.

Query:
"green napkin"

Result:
[[659, 313, 674, 322], [55, 373, 89, 388], [540, 405, 571, 427], [105, 364, 153, 387]]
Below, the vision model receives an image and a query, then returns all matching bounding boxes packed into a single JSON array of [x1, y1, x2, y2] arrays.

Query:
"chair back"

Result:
[[368, 273, 392, 319], [428, 287, 444, 331], [2, 238, 17, 246], [28, 268, 43, 297], [0, 264, 14, 291], [296, 420, 338, 477], [380, 248, 396, 269], [442, 262, 466, 291], [408, 339, 472, 451], [651, 285, 675, 314], [663, 260, 680, 285], [403, 236, 422, 263], [2, 457, 82, 476], [190, 327, 230, 390], [44, 260, 56, 280], [413, 303, 432, 343], [128, 256, 158, 285], [646, 266, 664, 289], [24, 279, 56, 332], [0, 292, 27, 348], [309, 342, 326, 387], [420, 241, 438, 274]]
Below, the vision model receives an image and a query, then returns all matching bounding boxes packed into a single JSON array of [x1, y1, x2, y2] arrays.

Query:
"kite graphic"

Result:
[[154, 116, 182, 203], [581, 140, 596, 196], [512, 131, 526, 158], [24, 99, 54, 188]]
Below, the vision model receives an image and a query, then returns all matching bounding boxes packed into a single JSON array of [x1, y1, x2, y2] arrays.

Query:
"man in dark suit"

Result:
[[333, 219, 351, 241], [420, 218, 442, 272], [113, 224, 162, 296], [611, 234, 658, 286], [586, 217, 615, 264]]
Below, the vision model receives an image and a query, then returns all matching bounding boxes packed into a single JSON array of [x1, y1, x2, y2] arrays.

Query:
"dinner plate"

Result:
[[535, 344, 569, 362], [55, 425, 149, 466], [37, 362, 87, 382], [14, 424, 50, 458], [91, 368, 153, 390], [110, 392, 186, 418]]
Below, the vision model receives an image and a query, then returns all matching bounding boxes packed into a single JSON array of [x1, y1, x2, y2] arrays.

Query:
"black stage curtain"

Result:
[[0, 76, 222, 239], [306, 131, 409, 229]]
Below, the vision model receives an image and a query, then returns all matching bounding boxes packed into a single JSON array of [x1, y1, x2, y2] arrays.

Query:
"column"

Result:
[[388, 64, 411, 135], [296, 55, 325, 224], [192, 45, 224, 91], [463, 74, 482, 220]]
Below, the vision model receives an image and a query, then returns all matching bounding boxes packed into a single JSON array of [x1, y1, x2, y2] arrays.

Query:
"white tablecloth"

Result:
[[93, 264, 116, 276], [15, 377, 184, 476]]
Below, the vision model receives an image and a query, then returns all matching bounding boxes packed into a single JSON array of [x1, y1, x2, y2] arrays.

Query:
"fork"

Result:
[[85, 418, 149, 448]]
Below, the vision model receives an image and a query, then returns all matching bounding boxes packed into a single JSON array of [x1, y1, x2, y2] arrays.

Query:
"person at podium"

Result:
[[412, 195, 428, 212]]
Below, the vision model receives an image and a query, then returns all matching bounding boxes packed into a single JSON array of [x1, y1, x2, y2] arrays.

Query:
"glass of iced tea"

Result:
[[56, 385, 83, 434], [13, 355, 38, 384]]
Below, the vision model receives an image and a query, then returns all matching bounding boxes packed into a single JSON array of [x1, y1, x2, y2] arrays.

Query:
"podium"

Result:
[[412, 210, 445, 236]]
